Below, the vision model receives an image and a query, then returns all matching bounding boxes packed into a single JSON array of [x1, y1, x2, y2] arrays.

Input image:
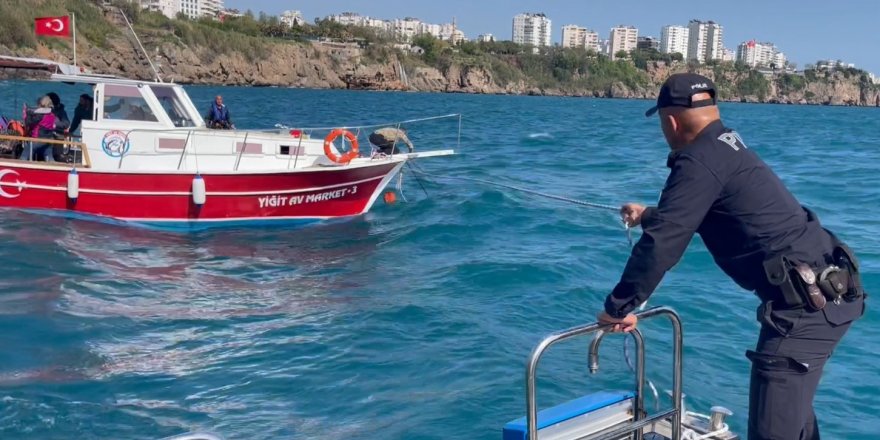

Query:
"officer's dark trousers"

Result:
[[747, 297, 864, 439]]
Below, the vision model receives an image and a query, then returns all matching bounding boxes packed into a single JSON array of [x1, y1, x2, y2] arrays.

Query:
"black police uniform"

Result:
[[604, 74, 866, 440]]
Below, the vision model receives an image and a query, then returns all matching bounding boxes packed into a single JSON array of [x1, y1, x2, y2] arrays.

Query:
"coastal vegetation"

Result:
[[1, 0, 878, 106]]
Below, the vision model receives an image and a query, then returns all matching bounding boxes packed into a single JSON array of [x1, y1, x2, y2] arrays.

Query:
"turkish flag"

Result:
[[35, 16, 71, 38]]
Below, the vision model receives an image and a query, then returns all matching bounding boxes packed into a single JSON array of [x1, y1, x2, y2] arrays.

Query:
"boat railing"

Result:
[[271, 113, 462, 162], [114, 126, 320, 171], [0, 133, 91, 167], [113, 113, 462, 171], [525, 306, 683, 440]]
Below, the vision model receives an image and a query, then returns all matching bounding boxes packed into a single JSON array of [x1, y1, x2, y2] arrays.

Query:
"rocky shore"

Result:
[[3, 32, 879, 107]]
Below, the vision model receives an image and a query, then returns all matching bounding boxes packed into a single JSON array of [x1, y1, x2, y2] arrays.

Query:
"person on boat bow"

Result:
[[205, 95, 234, 129], [596, 73, 866, 440], [369, 127, 414, 155]]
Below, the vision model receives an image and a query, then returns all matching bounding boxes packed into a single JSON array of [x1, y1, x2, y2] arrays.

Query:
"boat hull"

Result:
[[0, 160, 404, 229]]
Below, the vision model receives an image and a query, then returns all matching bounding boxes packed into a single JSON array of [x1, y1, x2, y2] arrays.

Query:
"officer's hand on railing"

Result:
[[597, 311, 639, 333], [620, 203, 647, 227]]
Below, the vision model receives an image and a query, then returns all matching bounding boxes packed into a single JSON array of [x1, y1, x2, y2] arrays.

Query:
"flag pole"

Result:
[[72, 13, 77, 67]]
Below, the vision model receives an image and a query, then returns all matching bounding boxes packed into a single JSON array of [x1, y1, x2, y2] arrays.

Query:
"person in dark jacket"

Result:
[[205, 95, 234, 129], [69, 94, 94, 134], [596, 73, 866, 440], [46, 92, 70, 130]]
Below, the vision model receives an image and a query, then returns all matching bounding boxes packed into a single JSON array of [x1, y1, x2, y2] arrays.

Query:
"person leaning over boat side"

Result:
[[368, 127, 414, 155], [20, 96, 56, 162], [205, 95, 234, 129], [595, 73, 866, 440]]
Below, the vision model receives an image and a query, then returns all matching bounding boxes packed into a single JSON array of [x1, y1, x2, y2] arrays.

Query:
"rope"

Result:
[[408, 168, 619, 211], [406, 165, 632, 245]]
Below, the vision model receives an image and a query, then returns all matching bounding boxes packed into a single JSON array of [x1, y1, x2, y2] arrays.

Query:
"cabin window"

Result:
[[280, 145, 305, 156], [153, 86, 197, 127], [102, 85, 158, 122], [235, 142, 262, 154]]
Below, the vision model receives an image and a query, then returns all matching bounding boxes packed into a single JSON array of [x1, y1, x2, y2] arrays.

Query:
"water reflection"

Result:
[[0, 211, 386, 384]]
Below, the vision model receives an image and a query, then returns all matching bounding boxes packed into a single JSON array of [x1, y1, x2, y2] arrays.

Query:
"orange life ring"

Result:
[[323, 129, 359, 164]]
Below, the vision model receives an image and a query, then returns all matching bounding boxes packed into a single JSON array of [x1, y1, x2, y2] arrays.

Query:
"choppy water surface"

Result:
[[0, 82, 878, 439]]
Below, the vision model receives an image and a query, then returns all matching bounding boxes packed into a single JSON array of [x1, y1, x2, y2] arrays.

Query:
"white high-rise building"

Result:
[[660, 25, 689, 58], [329, 12, 364, 26], [153, 0, 223, 19], [512, 13, 552, 47], [201, 0, 222, 17], [608, 25, 638, 59], [687, 20, 723, 63], [391, 17, 424, 41], [561, 25, 599, 51], [327, 12, 390, 32], [561, 25, 585, 48], [280, 10, 305, 27], [736, 41, 786, 68], [598, 39, 611, 56], [138, 0, 176, 19]]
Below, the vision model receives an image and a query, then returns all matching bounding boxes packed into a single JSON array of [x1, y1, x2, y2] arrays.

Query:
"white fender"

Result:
[[67, 168, 79, 201], [192, 174, 206, 205]]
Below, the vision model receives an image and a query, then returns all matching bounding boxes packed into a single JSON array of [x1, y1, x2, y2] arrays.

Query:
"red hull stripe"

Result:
[[0, 174, 385, 197]]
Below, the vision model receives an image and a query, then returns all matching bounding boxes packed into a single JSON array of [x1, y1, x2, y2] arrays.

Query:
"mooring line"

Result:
[[405, 164, 632, 245]]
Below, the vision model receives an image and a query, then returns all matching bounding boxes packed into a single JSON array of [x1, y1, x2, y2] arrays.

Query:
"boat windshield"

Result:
[[153, 85, 198, 127], [102, 84, 158, 122]]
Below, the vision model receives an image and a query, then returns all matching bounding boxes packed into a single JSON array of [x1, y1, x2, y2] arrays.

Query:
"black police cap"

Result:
[[645, 73, 717, 117]]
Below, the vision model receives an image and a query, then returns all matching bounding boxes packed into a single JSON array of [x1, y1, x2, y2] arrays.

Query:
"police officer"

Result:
[[595, 73, 866, 440]]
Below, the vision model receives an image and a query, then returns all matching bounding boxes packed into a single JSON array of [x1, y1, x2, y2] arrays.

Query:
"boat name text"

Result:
[[258, 185, 358, 208]]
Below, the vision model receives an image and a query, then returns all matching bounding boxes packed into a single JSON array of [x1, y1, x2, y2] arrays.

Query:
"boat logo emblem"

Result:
[[0, 169, 25, 199], [102, 130, 131, 158]]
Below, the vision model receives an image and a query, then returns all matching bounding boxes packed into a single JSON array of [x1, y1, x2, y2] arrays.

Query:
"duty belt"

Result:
[[791, 263, 826, 311]]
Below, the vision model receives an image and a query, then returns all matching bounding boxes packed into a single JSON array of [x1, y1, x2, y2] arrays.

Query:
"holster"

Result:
[[762, 255, 834, 311], [762, 255, 806, 308], [825, 233, 867, 301], [790, 262, 826, 311]]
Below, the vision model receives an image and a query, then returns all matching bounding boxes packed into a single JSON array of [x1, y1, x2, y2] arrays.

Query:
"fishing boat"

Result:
[[503, 306, 740, 440], [0, 55, 455, 230]]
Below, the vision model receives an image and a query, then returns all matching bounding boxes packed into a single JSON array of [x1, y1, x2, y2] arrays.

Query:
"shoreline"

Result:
[[6, 75, 877, 109]]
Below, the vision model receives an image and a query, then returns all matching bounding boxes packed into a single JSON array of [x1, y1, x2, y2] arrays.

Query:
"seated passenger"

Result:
[[205, 95, 234, 129], [20, 96, 56, 162]]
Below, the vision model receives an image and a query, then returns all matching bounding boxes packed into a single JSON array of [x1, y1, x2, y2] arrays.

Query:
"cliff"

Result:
[[2, 1, 878, 107]]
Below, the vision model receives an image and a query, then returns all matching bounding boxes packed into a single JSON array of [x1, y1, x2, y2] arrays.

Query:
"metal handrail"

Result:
[[95, 113, 460, 136], [525, 306, 683, 440], [264, 113, 461, 133], [0, 133, 92, 167], [102, 113, 461, 170]]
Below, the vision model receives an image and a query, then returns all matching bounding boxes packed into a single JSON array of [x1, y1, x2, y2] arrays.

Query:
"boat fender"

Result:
[[323, 129, 359, 164], [192, 174, 206, 206], [67, 168, 79, 201]]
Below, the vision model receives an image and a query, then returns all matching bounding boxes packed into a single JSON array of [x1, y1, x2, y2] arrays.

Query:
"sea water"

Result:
[[0, 82, 878, 439]]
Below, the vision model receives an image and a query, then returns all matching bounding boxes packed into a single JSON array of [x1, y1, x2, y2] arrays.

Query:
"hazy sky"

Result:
[[226, 0, 880, 74]]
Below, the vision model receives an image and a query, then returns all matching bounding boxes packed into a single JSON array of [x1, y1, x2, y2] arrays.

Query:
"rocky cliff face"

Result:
[[5, 35, 879, 107]]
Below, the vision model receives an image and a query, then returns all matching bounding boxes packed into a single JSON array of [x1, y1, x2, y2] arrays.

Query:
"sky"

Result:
[[225, 0, 880, 75]]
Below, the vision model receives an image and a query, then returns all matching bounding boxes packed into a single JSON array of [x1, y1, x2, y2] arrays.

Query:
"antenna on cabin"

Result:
[[117, 8, 163, 82]]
